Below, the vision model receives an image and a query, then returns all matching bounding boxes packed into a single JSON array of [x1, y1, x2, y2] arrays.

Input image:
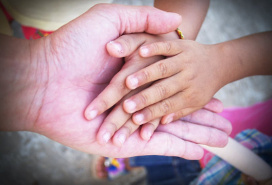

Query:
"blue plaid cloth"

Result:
[[190, 129, 272, 185]]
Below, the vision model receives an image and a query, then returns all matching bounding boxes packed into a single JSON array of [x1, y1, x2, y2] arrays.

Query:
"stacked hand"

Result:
[[1, 4, 231, 159], [85, 32, 227, 145]]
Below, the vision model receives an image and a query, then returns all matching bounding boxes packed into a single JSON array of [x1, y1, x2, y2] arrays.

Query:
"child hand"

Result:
[[124, 40, 225, 124], [85, 33, 227, 146]]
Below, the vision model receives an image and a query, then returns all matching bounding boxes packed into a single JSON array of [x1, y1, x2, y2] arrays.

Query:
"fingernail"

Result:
[[109, 41, 123, 53], [102, 132, 111, 144], [127, 76, 138, 89], [87, 109, 98, 120], [140, 46, 149, 57], [163, 114, 174, 124], [124, 100, 136, 113], [117, 134, 126, 145], [145, 131, 152, 140], [134, 114, 144, 124]]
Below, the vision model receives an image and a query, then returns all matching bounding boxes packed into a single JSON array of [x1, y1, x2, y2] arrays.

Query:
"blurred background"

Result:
[[0, 0, 271, 184]]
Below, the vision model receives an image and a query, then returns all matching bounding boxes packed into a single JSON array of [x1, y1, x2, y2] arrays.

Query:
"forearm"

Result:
[[154, 0, 210, 40], [214, 31, 272, 86], [0, 35, 47, 131]]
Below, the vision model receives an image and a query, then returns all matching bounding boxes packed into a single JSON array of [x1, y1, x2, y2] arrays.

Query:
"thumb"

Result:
[[117, 5, 182, 35], [92, 4, 182, 35]]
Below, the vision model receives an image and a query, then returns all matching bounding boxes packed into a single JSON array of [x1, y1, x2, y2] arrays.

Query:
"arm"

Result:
[[154, 0, 210, 40], [215, 31, 272, 85], [0, 35, 46, 131]]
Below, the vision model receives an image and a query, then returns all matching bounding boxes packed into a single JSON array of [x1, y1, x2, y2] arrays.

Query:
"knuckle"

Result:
[[206, 127, 213, 146], [99, 98, 109, 111], [157, 62, 168, 77], [120, 36, 132, 54], [155, 84, 169, 99], [176, 110, 184, 119], [160, 100, 172, 114], [104, 121, 118, 132], [164, 42, 172, 54], [186, 70, 197, 82], [163, 134, 173, 156], [145, 107, 156, 121], [142, 69, 151, 82], [123, 124, 134, 135], [150, 119, 160, 128], [138, 92, 149, 106], [184, 91, 198, 104], [151, 42, 161, 54], [109, 79, 128, 93]]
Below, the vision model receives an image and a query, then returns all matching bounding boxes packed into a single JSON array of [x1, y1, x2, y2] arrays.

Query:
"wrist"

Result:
[[0, 35, 49, 132], [211, 42, 243, 87]]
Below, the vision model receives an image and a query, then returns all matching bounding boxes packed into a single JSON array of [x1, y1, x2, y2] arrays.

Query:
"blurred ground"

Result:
[[0, 0, 271, 184]]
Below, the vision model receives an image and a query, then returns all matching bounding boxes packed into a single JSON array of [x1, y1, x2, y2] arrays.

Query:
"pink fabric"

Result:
[[200, 99, 272, 168], [220, 99, 272, 137]]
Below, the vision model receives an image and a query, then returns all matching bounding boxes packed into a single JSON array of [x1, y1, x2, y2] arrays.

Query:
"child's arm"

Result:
[[154, 0, 210, 40]]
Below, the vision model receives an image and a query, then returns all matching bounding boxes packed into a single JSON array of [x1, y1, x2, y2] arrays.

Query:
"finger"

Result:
[[161, 107, 198, 125], [181, 109, 232, 135], [124, 75, 182, 113], [132, 91, 194, 125], [140, 118, 160, 141], [112, 118, 139, 147], [126, 55, 182, 90], [139, 40, 183, 57], [85, 75, 130, 120], [96, 85, 151, 144], [92, 4, 181, 36], [157, 120, 229, 147], [107, 34, 147, 58], [107, 4, 182, 34], [160, 98, 223, 124], [123, 131, 204, 160], [96, 103, 131, 145], [203, 98, 224, 113], [85, 58, 156, 121], [163, 109, 232, 135]]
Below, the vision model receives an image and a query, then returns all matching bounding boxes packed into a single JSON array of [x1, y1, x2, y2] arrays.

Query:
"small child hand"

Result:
[[124, 40, 224, 124]]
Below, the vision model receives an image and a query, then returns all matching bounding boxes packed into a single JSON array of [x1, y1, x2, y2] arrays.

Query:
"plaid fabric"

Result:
[[191, 129, 272, 185]]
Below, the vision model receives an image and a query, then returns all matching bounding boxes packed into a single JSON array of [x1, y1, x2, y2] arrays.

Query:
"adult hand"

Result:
[[0, 4, 231, 159], [29, 4, 183, 156]]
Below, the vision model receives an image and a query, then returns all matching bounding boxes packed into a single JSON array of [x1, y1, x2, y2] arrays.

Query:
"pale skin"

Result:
[[85, 0, 214, 145], [0, 4, 231, 159]]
